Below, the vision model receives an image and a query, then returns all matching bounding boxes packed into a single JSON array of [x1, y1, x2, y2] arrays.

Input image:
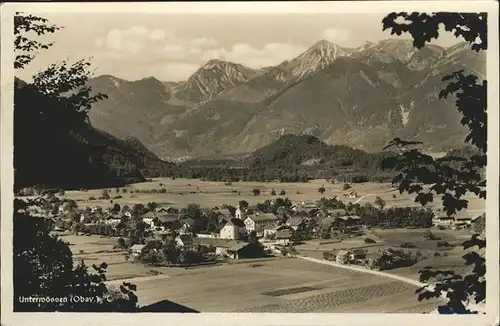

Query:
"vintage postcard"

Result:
[[1, 1, 499, 326]]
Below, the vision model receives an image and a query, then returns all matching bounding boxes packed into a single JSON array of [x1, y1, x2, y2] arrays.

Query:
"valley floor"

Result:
[[61, 178, 485, 217]]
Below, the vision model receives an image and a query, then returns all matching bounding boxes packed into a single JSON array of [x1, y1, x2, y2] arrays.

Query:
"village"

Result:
[[19, 180, 484, 272]]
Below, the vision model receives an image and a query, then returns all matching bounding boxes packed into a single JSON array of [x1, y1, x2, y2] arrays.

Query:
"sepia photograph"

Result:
[[1, 1, 498, 326]]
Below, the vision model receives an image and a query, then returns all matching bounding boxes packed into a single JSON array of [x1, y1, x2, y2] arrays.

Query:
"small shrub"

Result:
[[423, 231, 440, 240], [101, 189, 110, 200], [79, 250, 84, 254], [400, 242, 416, 248], [364, 237, 376, 244], [114, 195, 122, 199], [434, 252, 441, 257], [443, 252, 448, 257], [437, 240, 451, 248], [88, 196, 96, 200]]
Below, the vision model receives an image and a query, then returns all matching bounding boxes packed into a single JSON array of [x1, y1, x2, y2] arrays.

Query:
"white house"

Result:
[[104, 214, 122, 226], [244, 213, 278, 235], [91, 206, 103, 214], [220, 218, 246, 240], [142, 211, 156, 227], [130, 244, 146, 257], [433, 216, 455, 226], [275, 229, 293, 245]]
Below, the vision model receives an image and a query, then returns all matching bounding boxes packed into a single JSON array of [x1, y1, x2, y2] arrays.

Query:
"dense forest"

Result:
[[174, 134, 398, 183], [14, 78, 175, 191]]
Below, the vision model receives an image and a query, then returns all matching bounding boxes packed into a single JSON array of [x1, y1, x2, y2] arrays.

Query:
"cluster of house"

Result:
[[432, 213, 483, 229], [127, 201, 368, 260], [324, 248, 417, 271], [326, 248, 368, 264]]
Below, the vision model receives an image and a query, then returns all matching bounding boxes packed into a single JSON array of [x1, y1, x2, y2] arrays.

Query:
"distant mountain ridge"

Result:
[[87, 38, 486, 159]]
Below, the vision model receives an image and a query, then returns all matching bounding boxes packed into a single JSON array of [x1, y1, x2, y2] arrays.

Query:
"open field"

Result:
[[62, 234, 441, 312], [62, 235, 180, 281], [59, 178, 485, 213], [121, 258, 442, 312]]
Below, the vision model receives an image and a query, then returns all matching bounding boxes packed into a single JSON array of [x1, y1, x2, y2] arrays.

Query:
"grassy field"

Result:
[[122, 258, 442, 312], [62, 235, 178, 281], [62, 234, 441, 312], [61, 178, 485, 213]]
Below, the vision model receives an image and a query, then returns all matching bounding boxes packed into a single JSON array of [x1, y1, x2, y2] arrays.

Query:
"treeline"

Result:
[[171, 165, 396, 184], [172, 134, 397, 183]]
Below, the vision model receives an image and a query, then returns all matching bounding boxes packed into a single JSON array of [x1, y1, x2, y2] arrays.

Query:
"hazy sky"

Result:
[[16, 13, 464, 82]]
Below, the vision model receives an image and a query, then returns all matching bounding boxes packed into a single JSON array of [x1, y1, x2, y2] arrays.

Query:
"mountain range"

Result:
[[86, 38, 486, 160]]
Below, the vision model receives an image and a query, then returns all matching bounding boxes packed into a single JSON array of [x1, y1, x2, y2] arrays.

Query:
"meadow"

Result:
[[63, 178, 485, 214], [116, 257, 442, 313]]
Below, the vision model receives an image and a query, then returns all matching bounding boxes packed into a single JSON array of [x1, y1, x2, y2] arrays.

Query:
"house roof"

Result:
[[140, 299, 199, 313], [193, 238, 240, 248], [276, 224, 293, 231], [176, 234, 194, 245], [435, 216, 454, 220], [351, 248, 368, 255], [336, 250, 350, 256], [182, 217, 196, 227], [105, 214, 121, 220], [456, 216, 472, 220], [328, 208, 347, 216], [156, 213, 180, 223], [320, 216, 337, 227], [214, 208, 233, 216], [227, 218, 245, 228], [286, 216, 305, 226], [246, 213, 277, 222], [471, 214, 484, 221], [130, 244, 146, 251], [227, 242, 250, 252], [276, 229, 293, 239], [142, 211, 156, 219]]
